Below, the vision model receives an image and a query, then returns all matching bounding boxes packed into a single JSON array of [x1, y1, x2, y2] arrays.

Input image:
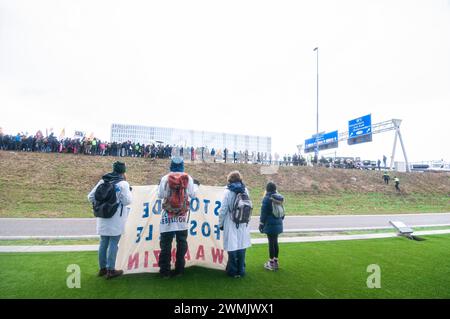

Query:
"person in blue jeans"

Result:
[[88, 161, 132, 279], [98, 235, 121, 275], [218, 171, 252, 278]]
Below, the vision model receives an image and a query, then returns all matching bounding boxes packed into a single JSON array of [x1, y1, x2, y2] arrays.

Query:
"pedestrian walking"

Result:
[[394, 176, 400, 191], [383, 171, 390, 185]]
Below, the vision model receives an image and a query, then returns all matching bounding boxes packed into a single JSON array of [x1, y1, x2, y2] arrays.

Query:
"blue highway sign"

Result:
[[348, 114, 373, 145], [305, 130, 339, 153]]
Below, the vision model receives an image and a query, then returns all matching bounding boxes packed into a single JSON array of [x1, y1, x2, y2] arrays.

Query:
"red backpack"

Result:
[[162, 173, 190, 217]]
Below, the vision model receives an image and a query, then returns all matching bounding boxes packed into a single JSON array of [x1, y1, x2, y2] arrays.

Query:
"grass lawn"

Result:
[[1, 188, 448, 218], [249, 190, 450, 216], [1, 234, 450, 298]]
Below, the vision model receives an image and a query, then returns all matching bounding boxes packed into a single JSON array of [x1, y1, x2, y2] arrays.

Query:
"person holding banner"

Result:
[[157, 157, 199, 278], [88, 161, 132, 279], [218, 171, 252, 278]]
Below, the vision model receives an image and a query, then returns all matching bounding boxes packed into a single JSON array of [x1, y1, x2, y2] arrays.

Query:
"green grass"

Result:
[[3, 189, 448, 218], [1, 234, 450, 298], [0, 239, 100, 246], [249, 190, 450, 215]]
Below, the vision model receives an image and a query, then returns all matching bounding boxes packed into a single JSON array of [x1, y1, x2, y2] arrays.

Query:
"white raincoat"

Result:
[[88, 179, 132, 236], [218, 188, 252, 252]]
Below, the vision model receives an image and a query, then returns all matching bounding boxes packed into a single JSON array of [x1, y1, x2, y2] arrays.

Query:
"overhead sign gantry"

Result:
[[303, 117, 410, 172]]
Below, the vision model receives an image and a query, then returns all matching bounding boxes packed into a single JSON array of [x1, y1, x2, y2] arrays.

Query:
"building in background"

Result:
[[110, 123, 271, 154]]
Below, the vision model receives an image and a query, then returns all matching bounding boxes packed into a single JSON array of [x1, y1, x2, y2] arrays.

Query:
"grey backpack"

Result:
[[271, 195, 285, 219], [231, 192, 253, 228]]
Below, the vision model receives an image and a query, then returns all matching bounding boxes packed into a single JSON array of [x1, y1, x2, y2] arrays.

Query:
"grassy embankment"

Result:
[[1, 151, 449, 217]]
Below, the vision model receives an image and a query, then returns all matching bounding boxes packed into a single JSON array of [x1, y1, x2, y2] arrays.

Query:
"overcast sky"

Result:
[[1, 0, 449, 162]]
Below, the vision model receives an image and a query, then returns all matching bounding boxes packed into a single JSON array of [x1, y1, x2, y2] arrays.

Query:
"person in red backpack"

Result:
[[157, 156, 199, 278]]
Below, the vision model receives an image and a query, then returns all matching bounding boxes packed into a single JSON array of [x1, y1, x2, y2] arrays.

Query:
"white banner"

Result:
[[116, 185, 228, 274]]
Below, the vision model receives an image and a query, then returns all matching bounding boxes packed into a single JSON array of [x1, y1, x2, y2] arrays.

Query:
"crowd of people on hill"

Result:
[[0, 131, 309, 165], [0, 130, 389, 171], [0, 132, 173, 159]]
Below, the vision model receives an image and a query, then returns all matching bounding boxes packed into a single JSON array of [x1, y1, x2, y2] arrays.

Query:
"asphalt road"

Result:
[[1, 213, 450, 237]]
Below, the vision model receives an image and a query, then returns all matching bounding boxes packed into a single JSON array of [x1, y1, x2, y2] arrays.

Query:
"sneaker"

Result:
[[264, 260, 275, 271], [273, 260, 279, 270], [234, 275, 241, 278], [106, 269, 123, 279], [98, 268, 107, 277]]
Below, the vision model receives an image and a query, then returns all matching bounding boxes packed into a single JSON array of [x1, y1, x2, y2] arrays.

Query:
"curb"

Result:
[[1, 224, 450, 240]]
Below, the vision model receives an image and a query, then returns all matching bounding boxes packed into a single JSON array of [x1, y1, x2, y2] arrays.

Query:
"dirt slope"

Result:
[[2, 151, 450, 217]]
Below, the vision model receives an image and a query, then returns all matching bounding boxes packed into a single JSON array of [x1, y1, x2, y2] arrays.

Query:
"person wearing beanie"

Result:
[[259, 181, 284, 271], [113, 161, 126, 174], [169, 156, 185, 172], [87, 161, 132, 279], [157, 156, 199, 278]]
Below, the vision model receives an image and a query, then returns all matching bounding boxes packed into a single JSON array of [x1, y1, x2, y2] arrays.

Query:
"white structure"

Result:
[[335, 118, 410, 172], [110, 123, 271, 154], [394, 161, 407, 172]]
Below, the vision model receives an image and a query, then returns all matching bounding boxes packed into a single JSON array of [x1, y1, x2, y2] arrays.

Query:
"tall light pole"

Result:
[[313, 47, 319, 161]]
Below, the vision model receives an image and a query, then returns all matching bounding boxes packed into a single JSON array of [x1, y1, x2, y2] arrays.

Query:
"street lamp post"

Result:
[[313, 47, 319, 162]]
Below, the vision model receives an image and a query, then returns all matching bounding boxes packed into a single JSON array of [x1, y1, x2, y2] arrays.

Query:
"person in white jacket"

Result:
[[218, 171, 252, 278], [88, 161, 132, 279], [157, 156, 199, 278]]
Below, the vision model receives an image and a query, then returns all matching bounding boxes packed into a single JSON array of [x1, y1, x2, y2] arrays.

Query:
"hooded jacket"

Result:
[[260, 191, 284, 235], [218, 181, 252, 252], [88, 172, 132, 236], [102, 172, 124, 184]]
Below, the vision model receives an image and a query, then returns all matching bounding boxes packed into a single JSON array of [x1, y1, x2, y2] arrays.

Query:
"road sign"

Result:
[[304, 137, 316, 153], [349, 114, 371, 137], [348, 114, 372, 145], [304, 130, 338, 153]]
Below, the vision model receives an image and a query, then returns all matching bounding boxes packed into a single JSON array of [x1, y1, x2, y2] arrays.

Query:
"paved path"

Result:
[[2, 229, 450, 252], [1, 213, 450, 237]]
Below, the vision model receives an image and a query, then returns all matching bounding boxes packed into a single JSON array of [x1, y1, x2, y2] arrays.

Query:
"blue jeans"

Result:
[[99, 235, 121, 270], [226, 249, 246, 277]]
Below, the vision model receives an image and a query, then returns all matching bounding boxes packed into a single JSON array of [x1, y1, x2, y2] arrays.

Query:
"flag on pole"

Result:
[[45, 128, 54, 137], [88, 132, 94, 140], [74, 131, 85, 139], [59, 128, 65, 140]]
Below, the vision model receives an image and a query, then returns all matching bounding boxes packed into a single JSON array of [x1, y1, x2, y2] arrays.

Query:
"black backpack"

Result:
[[93, 181, 120, 218]]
